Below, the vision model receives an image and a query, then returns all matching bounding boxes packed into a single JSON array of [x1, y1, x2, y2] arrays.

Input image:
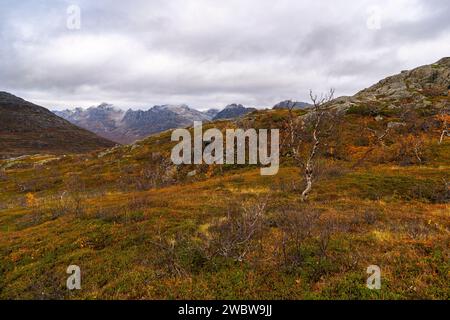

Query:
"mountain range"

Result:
[[2, 57, 448, 157], [53, 103, 258, 144]]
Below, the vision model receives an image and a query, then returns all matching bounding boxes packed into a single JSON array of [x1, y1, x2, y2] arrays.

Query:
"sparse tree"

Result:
[[278, 206, 321, 266], [283, 89, 338, 201], [413, 136, 425, 164], [437, 109, 449, 144], [62, 175, 87, 217]]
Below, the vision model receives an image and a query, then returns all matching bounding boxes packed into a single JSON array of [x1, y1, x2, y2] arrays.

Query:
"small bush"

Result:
[[276, 205, 321, 268], [387, 135, 426, 166], [208, 197, 268, 262], [317, 162, 350, 180], [0, 170, 8, 182], [363, 209, 379, 225], [150, 232, 207, 277], [135, 153, 174, 190]]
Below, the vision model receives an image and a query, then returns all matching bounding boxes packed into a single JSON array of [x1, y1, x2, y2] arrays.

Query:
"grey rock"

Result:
[[273, 100, 311, 110], [387, 122, 407, 129]]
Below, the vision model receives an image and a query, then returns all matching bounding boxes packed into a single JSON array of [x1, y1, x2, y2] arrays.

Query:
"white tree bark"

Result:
[[300, 114, 322, 202], [284, 89, 335, 202], [439, 128, 448, 144]]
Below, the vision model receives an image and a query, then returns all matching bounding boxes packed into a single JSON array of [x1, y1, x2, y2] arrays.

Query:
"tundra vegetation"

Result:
[[0, 82, 449, 299]]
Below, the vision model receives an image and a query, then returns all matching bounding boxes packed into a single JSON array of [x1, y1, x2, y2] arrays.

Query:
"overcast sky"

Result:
[[1, 0, 449, 110]]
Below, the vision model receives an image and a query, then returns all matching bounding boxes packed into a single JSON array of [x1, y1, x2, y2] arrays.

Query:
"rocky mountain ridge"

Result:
[[54, 103, 257, 144]]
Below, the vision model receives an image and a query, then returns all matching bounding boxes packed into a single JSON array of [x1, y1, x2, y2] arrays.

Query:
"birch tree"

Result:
[[283, 89, 337, 202], [438, 111, 449, 144]]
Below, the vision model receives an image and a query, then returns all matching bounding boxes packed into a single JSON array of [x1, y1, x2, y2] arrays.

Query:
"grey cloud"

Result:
[[0, 0, 449, 110]]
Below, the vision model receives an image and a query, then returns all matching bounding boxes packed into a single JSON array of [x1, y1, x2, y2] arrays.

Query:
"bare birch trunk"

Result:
[[300, 114, 321, 202], [285, 89, 335, 202], [300, 158, 314, 202], [439, 129, 448, 144]]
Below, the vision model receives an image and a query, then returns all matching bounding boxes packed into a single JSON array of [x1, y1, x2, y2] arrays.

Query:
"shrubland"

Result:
[[0, 92, 449, 299]]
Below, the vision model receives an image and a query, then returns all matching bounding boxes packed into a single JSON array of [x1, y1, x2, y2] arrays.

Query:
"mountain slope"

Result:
[[204, 108, 220, 119], [0, 92, 116, 158], [54, 103, 125, 134], [54, 103, 127, 144], [328, 57, 450, 112], [213, 104, 256, 120], [117, 105, 210, 143]]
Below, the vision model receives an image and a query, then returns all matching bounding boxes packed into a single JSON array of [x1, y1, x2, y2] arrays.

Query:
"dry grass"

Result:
[[0, 110, 448, 300]]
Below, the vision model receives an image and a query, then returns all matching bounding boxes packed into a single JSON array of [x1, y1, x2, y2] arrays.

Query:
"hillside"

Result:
[[0, 58, 448, 300], [0, 92, 116, 158], [327, 57, 450, 113]]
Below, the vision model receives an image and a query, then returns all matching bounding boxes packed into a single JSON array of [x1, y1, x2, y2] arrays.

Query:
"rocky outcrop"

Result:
[[273, 100, 311, 110], [326, 57, 450, 113]]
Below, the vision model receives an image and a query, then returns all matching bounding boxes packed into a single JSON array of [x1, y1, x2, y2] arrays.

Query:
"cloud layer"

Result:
[[1, 0, 449, 110]]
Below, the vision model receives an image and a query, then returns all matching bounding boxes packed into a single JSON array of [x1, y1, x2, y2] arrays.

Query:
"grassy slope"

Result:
[[0, 109, 449, 300]]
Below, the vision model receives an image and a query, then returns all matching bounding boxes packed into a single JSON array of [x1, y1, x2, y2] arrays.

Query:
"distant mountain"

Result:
[[54, 104, 213, 144], [54, 103, 258, 144], [204, 108, 220, 119], [273, 100, 311, 110], [118, 105, 211, 143], [213, 104, 256, 120], [53, 103, 125, 142], [157, 104, 211, 122], [0, 92, 116, 159]]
